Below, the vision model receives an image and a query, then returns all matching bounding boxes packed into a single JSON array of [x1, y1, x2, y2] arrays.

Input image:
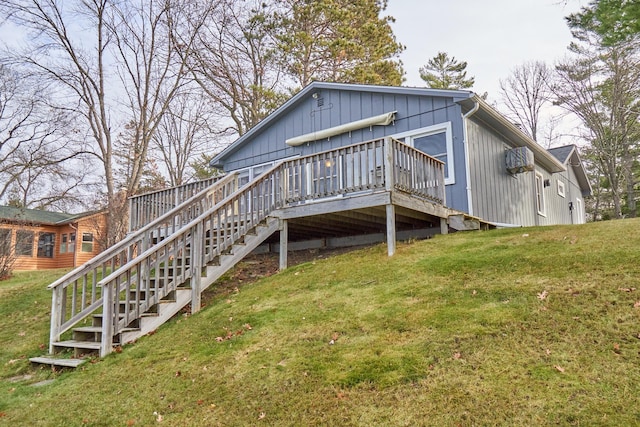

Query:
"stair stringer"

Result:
[[119, 216, 280, 345]]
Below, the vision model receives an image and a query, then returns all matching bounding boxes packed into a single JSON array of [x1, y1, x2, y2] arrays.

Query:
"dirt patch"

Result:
[[199, 246, 367, 308]]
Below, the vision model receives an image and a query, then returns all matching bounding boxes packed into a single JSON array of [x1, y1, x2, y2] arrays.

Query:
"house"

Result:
[[0, 205, 106, 270], [210, 82, 591, 228], [36, 82, 593, 365]]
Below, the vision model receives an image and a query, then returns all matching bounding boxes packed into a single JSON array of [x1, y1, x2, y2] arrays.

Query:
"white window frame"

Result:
[[557, 180, 566, 198], [576, 198, 584, 223], [391, 122, 455, 185], [535, 171, 546, 217]]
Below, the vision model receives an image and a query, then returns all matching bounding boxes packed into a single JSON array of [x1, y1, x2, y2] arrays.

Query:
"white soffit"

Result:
[[285, 111, 396, 147]]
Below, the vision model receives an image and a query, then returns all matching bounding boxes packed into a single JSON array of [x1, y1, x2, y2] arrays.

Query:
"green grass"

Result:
[[2, 220, 640, 425]]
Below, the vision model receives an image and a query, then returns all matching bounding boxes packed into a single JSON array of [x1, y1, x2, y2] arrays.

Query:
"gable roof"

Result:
[[0, 206, 103, 226], [210, 82, 474, 168], [210, 81, 567, 174], [548, 145, 592, 196]]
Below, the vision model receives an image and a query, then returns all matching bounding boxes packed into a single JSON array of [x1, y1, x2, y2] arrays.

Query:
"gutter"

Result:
[[462, 98, 480, 216]]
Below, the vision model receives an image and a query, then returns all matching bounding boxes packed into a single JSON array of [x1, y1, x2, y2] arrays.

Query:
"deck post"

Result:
[[440, 217, 449, 235], [386, 204, 396, 256], [384, 137, 394, 191], [100, 282, 115, 357], [191, 222, 203, 314], [279, 219, 288, 270]]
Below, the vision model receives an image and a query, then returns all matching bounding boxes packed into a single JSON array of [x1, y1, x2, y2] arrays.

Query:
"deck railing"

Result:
[[47, 173, 238, 352], [46, 137, 445, 357], [128, 176, 225, 232]]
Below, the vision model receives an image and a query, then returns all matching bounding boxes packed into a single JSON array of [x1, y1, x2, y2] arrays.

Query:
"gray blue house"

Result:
[[39, 82, 594, 363], [211, 82, 591, 228]]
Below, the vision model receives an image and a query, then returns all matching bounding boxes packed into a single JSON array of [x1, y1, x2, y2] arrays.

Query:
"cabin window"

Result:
[[0, 229, 11, 255], [37, 232, 55, 258], [535, 171, 546, 216], [557, 180, 566, 198], [69, 232, 76, 253], [15, 230, 34, 256], [60, 234, 67, 253], [81, 232, 94, 252], [391, 122, 454, 185]]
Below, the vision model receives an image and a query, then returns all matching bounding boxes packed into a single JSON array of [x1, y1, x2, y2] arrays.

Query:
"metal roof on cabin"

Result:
[[210, 81, 474, 167], [0, 206, 97, 225]]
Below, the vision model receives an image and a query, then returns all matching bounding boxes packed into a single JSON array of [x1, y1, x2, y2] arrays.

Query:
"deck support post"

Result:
[[100, 282, 115, 357], [191, 222, 203, 314], [279, 219, 288, 270], [440, 217, 449, 235], [386, 204, 396, 256]]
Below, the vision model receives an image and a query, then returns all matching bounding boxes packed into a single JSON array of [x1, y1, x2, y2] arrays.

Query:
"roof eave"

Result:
[[460, 95, 566, 174]]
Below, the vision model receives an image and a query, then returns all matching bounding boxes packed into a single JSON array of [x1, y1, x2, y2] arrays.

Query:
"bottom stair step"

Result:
[[29, 356, 87, 368]]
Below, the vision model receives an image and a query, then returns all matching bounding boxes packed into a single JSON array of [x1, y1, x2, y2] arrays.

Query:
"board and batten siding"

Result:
[[220, 87, 470, 212], [466, 118, 537, 226], [466, 118, 584, 226]]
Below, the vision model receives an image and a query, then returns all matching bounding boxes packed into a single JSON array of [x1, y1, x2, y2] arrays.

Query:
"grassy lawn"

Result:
[[1, 219, 640, 426]]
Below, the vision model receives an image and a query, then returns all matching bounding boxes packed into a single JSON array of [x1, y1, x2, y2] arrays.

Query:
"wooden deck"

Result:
[[37, 137, 491, 365]]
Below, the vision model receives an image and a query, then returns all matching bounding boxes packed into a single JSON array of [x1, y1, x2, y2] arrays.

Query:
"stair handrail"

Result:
[[47, 172, 238, 291], [92, 161, 286, 355], [47, 173, 238, 352], [128, 175, 225, 232]]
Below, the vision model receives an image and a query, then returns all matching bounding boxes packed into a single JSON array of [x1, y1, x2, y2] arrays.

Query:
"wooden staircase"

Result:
[[32, 137, 460, 368], [32, 167, 284, 368]]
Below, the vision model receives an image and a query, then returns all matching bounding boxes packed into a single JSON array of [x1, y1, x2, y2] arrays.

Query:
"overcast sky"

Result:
[[386, 0, 588, 103]]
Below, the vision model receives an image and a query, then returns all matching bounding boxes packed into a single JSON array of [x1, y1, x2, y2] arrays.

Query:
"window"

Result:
[[37, 232, 55, 258], [557, 180, 566, 198], [69, 232, 76, 253], [60, 234, 67, 254], [535, 171, 546, 216], [392, 122, 454, 185], [576, 198, 584, 223], [0, 228, 11, 256], [81, 232, 94, 252], [15, 230, 34, 256]]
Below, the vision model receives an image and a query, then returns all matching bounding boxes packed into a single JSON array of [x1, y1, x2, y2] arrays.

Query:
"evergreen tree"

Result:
[[419, 52, 475, 90], [273, 0, 405, 88]]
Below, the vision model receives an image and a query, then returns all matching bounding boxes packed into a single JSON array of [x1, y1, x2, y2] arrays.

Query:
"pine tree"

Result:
[[419, 52, 475, 90]]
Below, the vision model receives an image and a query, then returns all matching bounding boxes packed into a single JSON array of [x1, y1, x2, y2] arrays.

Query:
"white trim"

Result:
[[576, 198, 584, 223], [285, 111, 396, 146], [391, 122, 455, 185], [535, 170, 546, 217], [557, 180, 566, 198]]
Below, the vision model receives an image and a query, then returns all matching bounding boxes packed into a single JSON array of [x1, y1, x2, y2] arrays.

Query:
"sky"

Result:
[[386, 0, 589, 103]]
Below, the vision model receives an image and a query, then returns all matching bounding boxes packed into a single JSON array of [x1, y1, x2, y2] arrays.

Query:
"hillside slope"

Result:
[[1, 219, 640, 426]]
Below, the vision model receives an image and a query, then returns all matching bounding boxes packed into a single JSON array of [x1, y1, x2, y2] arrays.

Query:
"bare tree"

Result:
[[1, 0, 211, 245], [151, 88, 223, 186], [0, 63, 86, 210], [499, 61, 553, 142], [189, 0, 284, 136]]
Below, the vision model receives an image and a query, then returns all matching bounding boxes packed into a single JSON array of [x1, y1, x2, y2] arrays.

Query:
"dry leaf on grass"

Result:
[[537, 290, 548, 300], [554, 365, 565, 373]]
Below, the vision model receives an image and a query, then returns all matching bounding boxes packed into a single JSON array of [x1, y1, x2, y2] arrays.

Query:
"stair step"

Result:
[[29, 356, 87, 368], [73, 326, 139, 334], [53, 340, 102, 350]]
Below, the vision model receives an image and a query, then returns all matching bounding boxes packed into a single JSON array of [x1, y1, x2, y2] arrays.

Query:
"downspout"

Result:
[[462, 99, 480, 216]]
